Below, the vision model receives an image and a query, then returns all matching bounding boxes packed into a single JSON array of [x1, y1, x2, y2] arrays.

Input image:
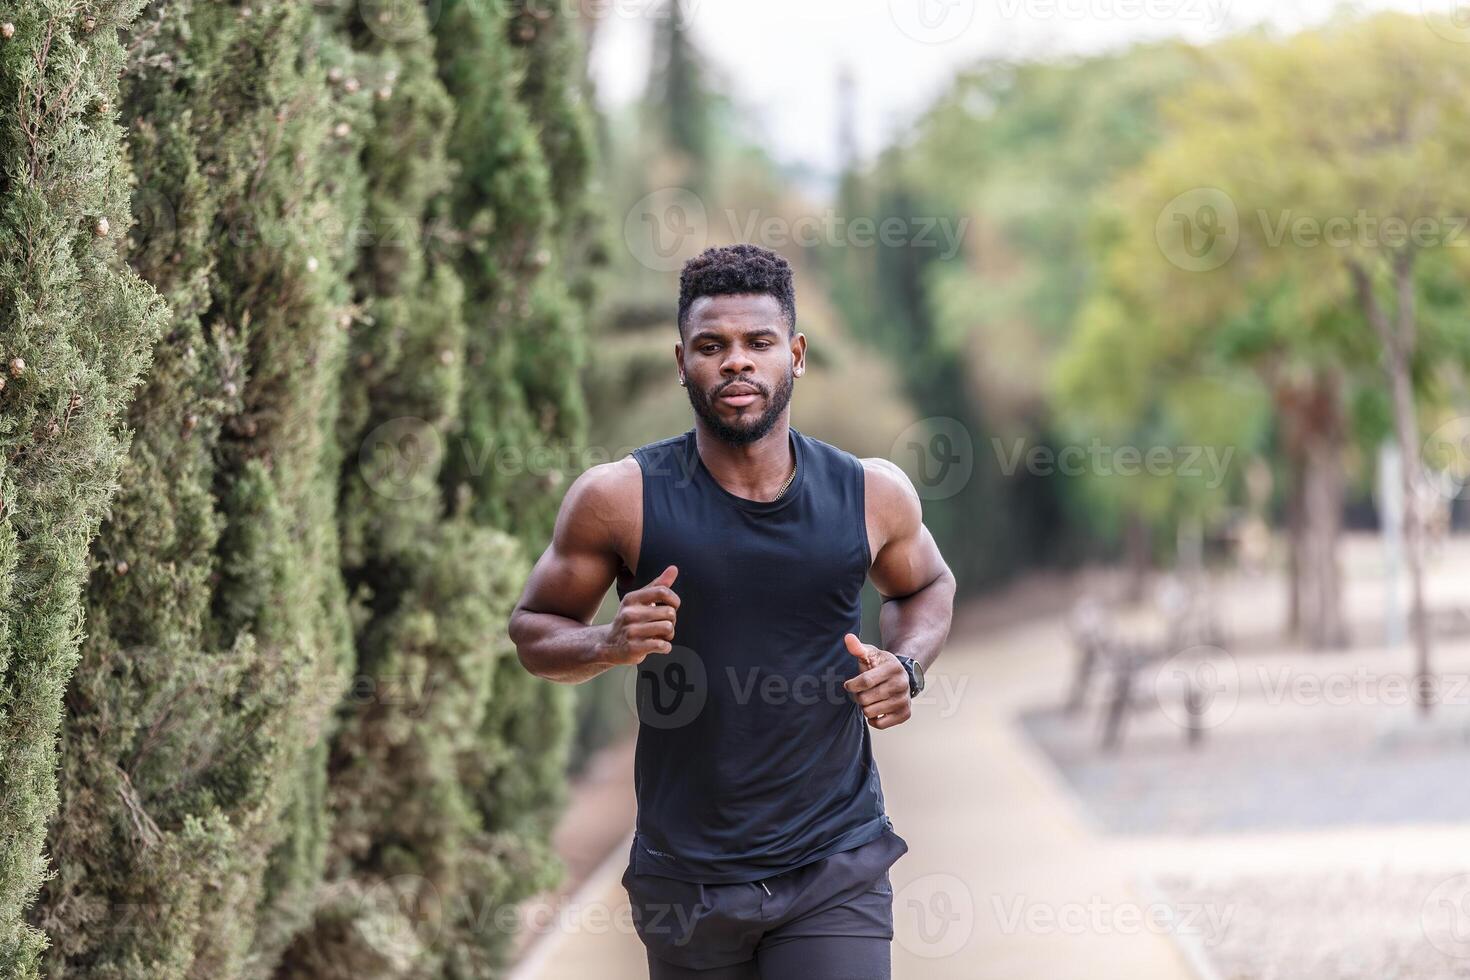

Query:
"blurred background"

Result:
[[5, 0, 1470, 977]]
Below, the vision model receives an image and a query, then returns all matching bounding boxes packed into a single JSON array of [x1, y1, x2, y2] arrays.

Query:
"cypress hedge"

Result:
[[35, 1, 366, 975], [0, 1, 170, 975], [7, 0, 605, 974]]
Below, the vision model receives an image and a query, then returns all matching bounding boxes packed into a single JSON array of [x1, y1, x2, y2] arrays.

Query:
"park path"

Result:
[[510, 580, 1199, 980]]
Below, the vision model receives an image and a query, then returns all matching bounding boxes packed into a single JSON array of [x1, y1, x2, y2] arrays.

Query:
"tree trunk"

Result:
[[1285, 461, 1302, 635], [1276, 374, 1349, 650], [1386, 338, 1430, 713], [1350, 256, 1431, 713], [1123, 510, 1152, 603], [1298, 428, 1349, 649]]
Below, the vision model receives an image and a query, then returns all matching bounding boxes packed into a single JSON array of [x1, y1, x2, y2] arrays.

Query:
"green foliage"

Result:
[[1060, 13, 1470, 523], [0, 1, 170, 974], [31, 1, 367, 975], [825, 47, 1207, 585], [643, 0, 713, 194], [209, 4, 369, 972], [429, 2, 601, 967], [36, 0, 250, 971], [433, 0, 557, 543], [7, 0, 597, 972], [276, 0, 561, 973]]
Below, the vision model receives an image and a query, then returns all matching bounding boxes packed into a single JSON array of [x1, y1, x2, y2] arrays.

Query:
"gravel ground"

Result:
[[1020, 693, 1470, 835], [1156, 868, 1470, 980], [1019, 627, 1470, 978]]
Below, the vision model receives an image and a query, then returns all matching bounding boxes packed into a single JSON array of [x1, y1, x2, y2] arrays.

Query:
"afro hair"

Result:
[[677, 243, 797, 336]]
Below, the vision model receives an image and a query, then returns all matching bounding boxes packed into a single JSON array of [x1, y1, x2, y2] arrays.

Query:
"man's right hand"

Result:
[[599, 564, 680, 666]]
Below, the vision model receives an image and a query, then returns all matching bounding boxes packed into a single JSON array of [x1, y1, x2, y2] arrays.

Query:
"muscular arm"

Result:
[[842, 457, 957, 729], [507, 458, 657, 683], [865, 457, 956, 673]]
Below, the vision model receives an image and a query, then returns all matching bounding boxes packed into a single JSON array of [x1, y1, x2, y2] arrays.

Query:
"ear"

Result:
[[791, 332, 806, 378]]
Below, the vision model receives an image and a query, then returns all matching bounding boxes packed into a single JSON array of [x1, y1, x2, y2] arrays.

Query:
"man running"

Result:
[[508, 243, 956, 979]]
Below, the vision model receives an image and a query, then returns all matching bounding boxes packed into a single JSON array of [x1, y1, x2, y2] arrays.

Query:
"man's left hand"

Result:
[[841, 632, 912, 730]]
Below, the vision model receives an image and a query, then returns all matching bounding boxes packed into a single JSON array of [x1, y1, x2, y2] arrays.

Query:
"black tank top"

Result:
[[614, 425, 892, 883]]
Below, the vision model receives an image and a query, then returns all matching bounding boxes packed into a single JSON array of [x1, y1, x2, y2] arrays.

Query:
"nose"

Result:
[[721, 350, 756, 377]]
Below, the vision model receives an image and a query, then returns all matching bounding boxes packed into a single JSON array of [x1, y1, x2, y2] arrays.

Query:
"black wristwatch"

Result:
[[895, 654, 925, 698]]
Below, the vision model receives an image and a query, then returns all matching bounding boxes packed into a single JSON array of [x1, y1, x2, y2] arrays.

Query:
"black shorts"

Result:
[[621, 828, 910, 977]]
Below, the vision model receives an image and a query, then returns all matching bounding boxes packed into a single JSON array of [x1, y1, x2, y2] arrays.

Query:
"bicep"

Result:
[[866, 461, 949, 601], [515, 467, 628, 624]]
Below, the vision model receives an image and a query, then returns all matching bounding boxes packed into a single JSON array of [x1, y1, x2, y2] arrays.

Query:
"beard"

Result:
[[686, 364, 795, 447]]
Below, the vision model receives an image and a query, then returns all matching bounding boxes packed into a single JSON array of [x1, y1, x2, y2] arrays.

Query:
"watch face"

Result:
[[902, 656, 924, 695]]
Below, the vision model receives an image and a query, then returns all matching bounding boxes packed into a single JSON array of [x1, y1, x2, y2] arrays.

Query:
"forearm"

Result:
[[509, 609, 616, 684], [878, 569, 956, 671]]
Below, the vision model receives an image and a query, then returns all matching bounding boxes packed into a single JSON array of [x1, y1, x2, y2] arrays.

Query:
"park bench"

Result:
[[1065, 578, 1226, 751]]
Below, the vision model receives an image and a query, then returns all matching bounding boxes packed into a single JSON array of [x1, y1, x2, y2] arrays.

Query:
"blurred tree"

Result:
[[268, 1, 524, 975], [183, 4, 365, 969], [830, 45, 1205, 591], [644, 0, 713, 198], [1093, 14, 1470, 666]]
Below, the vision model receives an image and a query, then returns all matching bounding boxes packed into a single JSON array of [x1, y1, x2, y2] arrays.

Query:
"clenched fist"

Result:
[[842, 632, 913, 730], [599, 565, 680, 667]]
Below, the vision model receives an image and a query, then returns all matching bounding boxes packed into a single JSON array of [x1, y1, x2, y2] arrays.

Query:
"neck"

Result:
[[693, 418, 795, 501]]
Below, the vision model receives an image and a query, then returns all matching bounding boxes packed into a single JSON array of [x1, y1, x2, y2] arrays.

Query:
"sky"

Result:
[[587, 0, 1443, 196]]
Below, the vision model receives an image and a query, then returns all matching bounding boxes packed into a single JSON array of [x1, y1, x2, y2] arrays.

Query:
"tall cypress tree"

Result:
[[36, 0, 249, 973], [644, 0, 711, 196], [32, 2, 367, 975], [208, 4, 364, 971], [0, 2, 169, 976], [12, 0, 605, 973], [429, 0, 603, 971], [274, 1, 537, 974]]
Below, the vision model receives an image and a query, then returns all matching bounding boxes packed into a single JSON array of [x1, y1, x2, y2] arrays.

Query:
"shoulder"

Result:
[[555, 455, 641, 548], [858, 456, 922, 547], [859, 456, 920, 510], [566, 454, 641, 505], [795, 428, 865, 478]]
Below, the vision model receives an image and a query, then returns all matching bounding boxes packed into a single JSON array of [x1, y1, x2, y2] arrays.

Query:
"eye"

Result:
[[751, 341, 772, 350], [700, 344, 720, 354]]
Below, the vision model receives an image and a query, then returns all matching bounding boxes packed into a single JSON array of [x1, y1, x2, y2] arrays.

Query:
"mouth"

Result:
[[718, 385, 762, 408]]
